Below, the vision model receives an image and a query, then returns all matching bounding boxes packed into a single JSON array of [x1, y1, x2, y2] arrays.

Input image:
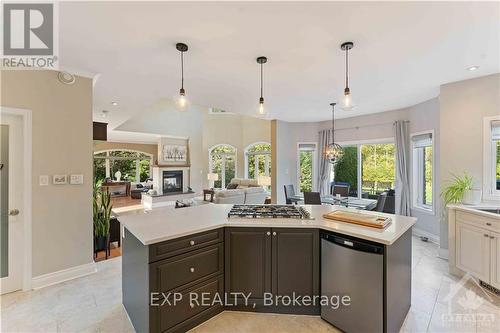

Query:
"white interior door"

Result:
[[0, 112, 24, 294]]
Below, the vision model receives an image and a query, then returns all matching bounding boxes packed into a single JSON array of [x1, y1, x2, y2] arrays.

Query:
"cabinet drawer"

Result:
[[456, 211, 500, 233], [155, 275, 224, 333], [149, 228, 223, 262], [151, 243, 224, 293]]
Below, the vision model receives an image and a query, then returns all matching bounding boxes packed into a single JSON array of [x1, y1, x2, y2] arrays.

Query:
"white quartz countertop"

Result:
[[448, 203, 500, 219], [118, 204, 416, 246]]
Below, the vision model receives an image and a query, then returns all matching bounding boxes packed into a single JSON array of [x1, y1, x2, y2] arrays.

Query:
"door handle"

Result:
[[9, 209, 20, 216]]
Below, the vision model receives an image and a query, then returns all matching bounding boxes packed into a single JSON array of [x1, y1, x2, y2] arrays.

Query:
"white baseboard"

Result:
[[412, 227, 440, 244], [31, 262, 97, 290], [438, 247, 449, 260]]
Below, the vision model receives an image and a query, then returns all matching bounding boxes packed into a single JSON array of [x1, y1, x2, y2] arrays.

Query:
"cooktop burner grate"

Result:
[[228, 205, 311, 219]]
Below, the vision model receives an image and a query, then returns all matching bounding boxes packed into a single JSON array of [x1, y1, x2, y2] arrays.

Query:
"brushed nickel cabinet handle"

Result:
[[190, 240, 195, 246], [272, 232, 277, 236], [490, 236, 495, 239], [190, 303, 195, 308], [266, 232, 271, 236], [486, 223, 492, 226], [190, 267, 195, 273], [484, 234, 489, 237]]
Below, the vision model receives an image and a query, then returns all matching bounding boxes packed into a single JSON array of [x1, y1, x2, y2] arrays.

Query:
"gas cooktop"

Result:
[[227, 205, 312, 220]]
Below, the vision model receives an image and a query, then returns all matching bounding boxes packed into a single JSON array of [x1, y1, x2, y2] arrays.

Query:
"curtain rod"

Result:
[[330, 120, 409, 132]]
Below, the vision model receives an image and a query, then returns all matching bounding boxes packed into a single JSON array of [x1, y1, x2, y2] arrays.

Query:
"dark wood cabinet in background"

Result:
[[92, 121, 107, 141], [225, 227, 319, 314]]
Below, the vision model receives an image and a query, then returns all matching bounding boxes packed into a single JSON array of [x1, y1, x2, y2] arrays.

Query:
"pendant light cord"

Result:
[[331, 103, 336, 145], [181, 51, 184, 90], [345, 48, 349, 90], [260, 63, 263, 99]]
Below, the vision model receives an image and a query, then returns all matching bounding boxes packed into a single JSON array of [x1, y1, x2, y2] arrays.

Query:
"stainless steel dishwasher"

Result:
[[321, 231, 384, 333]]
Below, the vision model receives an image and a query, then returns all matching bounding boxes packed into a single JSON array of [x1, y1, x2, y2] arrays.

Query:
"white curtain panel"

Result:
[[394, 120, 411, 216], [317, 129, 332, 196]]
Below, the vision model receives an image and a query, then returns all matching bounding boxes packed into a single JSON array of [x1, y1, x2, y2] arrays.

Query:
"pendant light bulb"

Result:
[[256, 56, 268, 116], [177, 89, 187, 111], [258, 97, 265, 115], [175, 43, 189, 111], [342, 88, 353, 111]]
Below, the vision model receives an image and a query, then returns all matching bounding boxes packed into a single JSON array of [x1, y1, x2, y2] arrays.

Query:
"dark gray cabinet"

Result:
[[225, 227, 319, 314], [272, 228, 319, 300], [224, 227, 272, 305], [123, 228, 224, 333]]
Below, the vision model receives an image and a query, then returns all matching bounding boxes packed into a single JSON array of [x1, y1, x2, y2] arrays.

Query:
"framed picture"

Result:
[[162, 145, 187, 162], [53, 174, 68, 185]]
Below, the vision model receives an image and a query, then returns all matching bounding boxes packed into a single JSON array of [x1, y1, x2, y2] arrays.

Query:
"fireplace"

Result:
[[163, 170, 183, 194]]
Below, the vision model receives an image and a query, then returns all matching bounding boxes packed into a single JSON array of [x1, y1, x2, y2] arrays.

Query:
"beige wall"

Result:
[[93, 141, 158, 163], [1, 70, 93, 277], [439, 73, 500, 249]]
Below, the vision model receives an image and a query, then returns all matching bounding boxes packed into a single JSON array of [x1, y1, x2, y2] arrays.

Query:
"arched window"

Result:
[[209, 144, 237, 189], [245, 142, 271, 179], [93, 149, 153, 183]]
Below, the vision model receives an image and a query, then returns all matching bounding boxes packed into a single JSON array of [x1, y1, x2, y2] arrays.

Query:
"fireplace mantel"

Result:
[[152, 166, 190, 195]]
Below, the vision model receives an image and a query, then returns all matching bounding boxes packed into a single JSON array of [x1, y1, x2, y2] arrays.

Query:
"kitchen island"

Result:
[[119, 204, 416, 333]]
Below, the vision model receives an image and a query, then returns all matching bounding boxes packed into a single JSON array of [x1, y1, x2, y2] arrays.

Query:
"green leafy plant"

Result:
[[441, 173, 474, 206], [93, 179, 112, 238]]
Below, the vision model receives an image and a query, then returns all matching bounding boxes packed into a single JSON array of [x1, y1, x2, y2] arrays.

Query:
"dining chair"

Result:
[[374, 192, 388, 212], [304, 191, 322, 205], [333, 185, 350, 197], [284, 184, 296, 204]]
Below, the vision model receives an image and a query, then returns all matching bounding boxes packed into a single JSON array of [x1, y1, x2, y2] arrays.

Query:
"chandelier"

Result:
[[324, 103, 344, 165]]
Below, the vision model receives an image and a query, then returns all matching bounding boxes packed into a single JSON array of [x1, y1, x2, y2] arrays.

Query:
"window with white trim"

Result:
[[297, 143, 317, 193], [245, 143, 271, 179], [209, 144, 236, 189], [93, 150, 153, 183], [411, 132, 433, 212], [484, 118, 500, 199]]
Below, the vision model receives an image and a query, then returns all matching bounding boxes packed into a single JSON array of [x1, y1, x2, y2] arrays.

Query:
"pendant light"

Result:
[[324, 103, 344, 165], [175, 43, 189, 111], [256, 56, 267, 116], [340, 41, 354, 111]]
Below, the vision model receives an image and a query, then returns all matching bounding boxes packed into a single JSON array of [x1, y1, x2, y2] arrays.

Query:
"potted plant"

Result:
[[441, 173, 481, 206], [93, 180, 113, 254]]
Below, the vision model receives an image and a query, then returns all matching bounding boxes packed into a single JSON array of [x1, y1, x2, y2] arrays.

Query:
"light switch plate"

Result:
[[70, 174, 84, 185], [39, 175, 49, 186]]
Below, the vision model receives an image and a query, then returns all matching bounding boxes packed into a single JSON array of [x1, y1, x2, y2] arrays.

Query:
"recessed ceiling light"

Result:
[[111, 101, 118, 106], [467, 66, 479, 71]]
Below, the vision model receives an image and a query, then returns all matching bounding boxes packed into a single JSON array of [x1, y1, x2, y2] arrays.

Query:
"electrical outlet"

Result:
[[39, 175, 49, 186], [70, 174, 84, 185]]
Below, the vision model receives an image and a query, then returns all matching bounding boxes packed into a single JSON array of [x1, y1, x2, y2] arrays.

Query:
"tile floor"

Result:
[[1, 237, 499, 333]]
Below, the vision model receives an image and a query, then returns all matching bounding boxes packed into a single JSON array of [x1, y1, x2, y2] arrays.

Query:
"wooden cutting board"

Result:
[[323, 210, 391, 229]]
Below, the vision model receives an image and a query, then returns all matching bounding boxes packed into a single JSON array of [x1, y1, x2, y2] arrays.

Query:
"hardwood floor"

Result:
[[111, 196, 141, 208], [95, 242, 122, 262]]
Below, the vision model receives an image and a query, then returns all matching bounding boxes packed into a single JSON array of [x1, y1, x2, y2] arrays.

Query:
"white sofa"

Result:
[[213, 178, 268, 204]]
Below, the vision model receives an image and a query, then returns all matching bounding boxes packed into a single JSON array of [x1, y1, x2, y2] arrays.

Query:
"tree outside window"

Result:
[[93, 150, 152, 183], [209, 145, 236, 189], [246, 143, 271, 191]]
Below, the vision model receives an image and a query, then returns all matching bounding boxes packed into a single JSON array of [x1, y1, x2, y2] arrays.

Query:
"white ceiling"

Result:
[[59, 1, 499, 130]]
